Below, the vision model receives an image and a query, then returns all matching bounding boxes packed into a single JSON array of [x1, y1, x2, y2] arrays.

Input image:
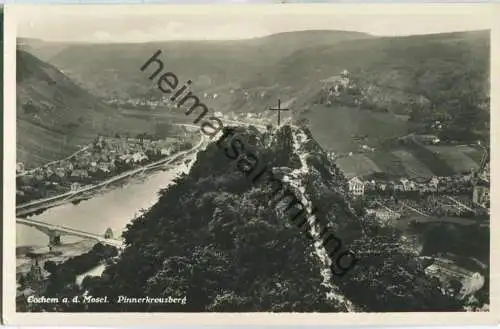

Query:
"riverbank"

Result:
[[16, 132, 204, 218], [16, 126, 195, 204], [16, 147, 199, 284], [18, 162, 193, 240]]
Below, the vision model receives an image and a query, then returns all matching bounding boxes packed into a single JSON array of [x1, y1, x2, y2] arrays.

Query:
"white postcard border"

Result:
[[3, 3, 500, 326]]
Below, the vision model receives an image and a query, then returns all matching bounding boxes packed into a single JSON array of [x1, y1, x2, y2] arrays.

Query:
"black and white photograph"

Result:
[[3, 3, 498, 325]]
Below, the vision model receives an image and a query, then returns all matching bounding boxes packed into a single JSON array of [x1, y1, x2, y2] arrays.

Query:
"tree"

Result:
[[339, 232, 462, 311], [352, 198, 366, 217]]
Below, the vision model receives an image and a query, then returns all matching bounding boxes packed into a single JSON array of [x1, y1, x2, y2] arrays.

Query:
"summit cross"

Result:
[[268, 99, 289, 126]]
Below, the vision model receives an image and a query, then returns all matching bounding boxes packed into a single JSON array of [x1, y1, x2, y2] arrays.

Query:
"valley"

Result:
[[20, 30, 489, 179], [15, 28, 490, 313]]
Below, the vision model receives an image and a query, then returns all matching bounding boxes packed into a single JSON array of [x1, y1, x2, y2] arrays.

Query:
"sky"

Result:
[[13, 3, 494, 42]]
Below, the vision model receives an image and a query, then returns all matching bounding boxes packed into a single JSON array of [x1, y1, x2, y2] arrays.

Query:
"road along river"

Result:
[[16, 131, 206, 284], [16, 163, 195, 279], [16, 164, 190, 248], [16, 126, 206, 249], [15, 121, 259, 271]]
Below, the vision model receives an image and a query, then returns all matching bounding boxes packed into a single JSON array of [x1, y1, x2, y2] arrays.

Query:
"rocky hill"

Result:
[[35, 124, 464, 312]]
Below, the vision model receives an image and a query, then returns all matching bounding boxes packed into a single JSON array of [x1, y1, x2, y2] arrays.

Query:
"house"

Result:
[[45, 167, 55, 177], [119, 154, 132, 163], [71, 169, 89, 179], [361, 144, 375, 152], [364, 180, 376, 190], [425, 259, 473, 279], [472, 179, 489, 208], [348, 176, 365, 197], [55, 168, 66, 178], [432, 120, 443, 130], [26, 260, 43, 284], [132, 152, 147, 163], [479, 162, 490, 182], [367, 208, 400, 222], [400, 178, 416, 191], [34, 170, 46, 181], [16, 162, 25, 174], [429, 176, 440, 189], [425, 258, 482, 298], [415, 134, 440, 145], [408, 181, 417, 190], [70, 182, 81, 192], [460, 272, 485, 299], [96, 163, 109, 173]]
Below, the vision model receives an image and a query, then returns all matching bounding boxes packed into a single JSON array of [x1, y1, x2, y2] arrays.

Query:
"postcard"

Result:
[[2, 3, 499, 326]]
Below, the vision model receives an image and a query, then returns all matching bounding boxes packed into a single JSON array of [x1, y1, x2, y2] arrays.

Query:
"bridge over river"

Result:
[[17, 217, 124, 249]]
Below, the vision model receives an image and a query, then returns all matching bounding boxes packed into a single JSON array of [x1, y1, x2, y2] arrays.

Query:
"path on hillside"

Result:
[[284, 126, 355, 311]]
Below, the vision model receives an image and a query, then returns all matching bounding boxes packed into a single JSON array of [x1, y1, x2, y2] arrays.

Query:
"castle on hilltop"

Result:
[[317, 70, 363, 106]]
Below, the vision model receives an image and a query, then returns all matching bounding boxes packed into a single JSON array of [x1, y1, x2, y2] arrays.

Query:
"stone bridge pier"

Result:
[[48, 230, 62, 251]]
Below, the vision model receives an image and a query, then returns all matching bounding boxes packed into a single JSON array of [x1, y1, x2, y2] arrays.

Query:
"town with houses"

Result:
[[340, 140, 490, 219], [338, 147, 489, 302], [346, 168, 490, 218], [108, 95, 274, 127], [16, 132, 196, 204]]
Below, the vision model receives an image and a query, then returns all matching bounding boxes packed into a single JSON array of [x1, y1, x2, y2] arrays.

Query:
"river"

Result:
[[16, 165, 189, 249]]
